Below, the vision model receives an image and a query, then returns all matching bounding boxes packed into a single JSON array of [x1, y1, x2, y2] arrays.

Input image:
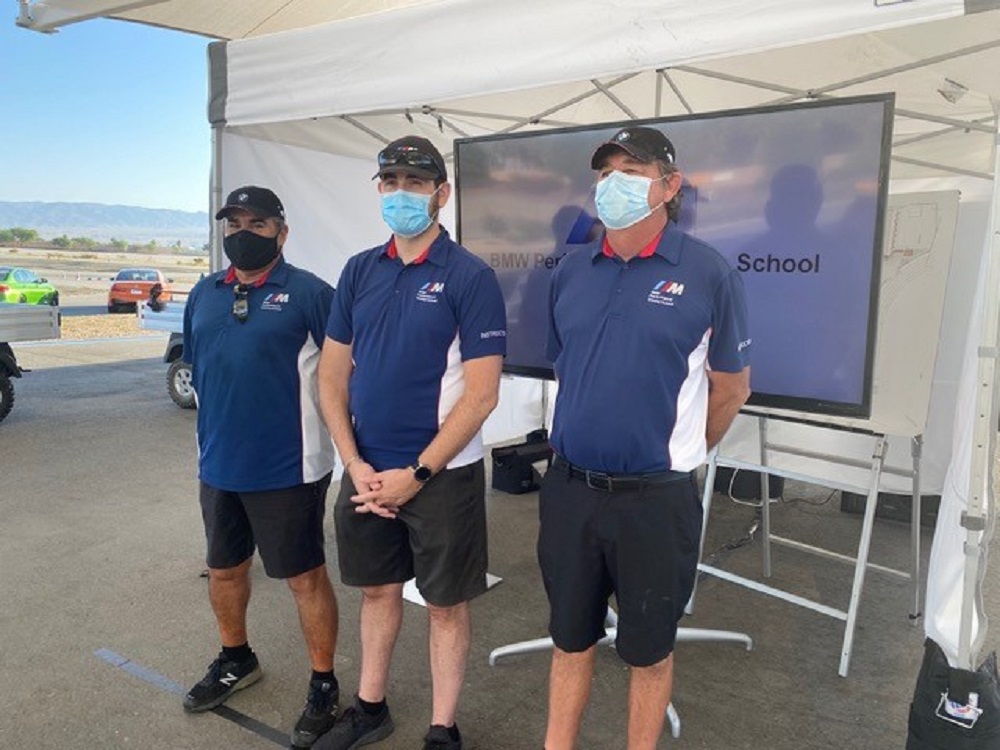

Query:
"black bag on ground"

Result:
[[491, 430, 552, 495], [907, 637, 1000, 749]]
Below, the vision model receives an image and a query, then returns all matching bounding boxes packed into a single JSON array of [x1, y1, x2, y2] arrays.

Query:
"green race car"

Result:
[[0, 267, 60, 306]]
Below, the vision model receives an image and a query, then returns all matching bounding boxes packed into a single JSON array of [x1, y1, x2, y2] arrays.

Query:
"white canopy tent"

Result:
[[17, 0, 1000, 674]]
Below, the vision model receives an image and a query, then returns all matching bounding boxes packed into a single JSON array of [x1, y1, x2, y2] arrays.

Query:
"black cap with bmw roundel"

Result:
[[590, 126, 676, 170], [215, 185, 286, 221]]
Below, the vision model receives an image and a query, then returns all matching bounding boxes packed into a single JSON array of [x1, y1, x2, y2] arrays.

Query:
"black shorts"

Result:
[[199, 474, 332, 579], [334, 460, 487, 607], [537, 461, 702, 667]]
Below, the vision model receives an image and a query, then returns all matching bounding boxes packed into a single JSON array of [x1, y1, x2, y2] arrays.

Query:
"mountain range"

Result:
[[0, 201, 209, 246]]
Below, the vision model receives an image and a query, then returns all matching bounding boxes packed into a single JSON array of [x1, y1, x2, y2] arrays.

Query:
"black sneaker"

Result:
[[423, 724, 462, 750], [181, 652, 262, 712], [291, 679, 340, 748], [313, 695, 394, 750]]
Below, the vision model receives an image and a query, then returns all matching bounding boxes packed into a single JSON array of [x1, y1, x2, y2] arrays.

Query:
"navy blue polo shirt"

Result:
[[548, 222, 750, 474], [326, 229, 507, 471], [183, 256, 336, 491]]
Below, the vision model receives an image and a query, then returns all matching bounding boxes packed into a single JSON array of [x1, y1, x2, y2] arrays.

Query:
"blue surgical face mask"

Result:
[[380, 188, 439, 238], [594, 171, 664, 230]]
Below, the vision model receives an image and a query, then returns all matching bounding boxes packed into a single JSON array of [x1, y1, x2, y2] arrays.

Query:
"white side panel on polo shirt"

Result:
[[438, 333, 483, 469], [298, 332, 337, 483], [668, 328, 711, 472]]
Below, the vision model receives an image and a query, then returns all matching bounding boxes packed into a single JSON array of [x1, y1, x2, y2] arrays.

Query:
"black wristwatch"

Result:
[[410, 461, 433, 484]]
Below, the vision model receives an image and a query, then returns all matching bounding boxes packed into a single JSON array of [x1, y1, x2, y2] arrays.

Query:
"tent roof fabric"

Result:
[[15, 0, 973, 40]]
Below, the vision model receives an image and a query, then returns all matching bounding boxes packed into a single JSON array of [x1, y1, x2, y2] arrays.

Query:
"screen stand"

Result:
[[693, 416, 923, 677]]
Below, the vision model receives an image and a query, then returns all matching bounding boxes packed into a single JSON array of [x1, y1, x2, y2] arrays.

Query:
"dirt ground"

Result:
[[59, 314, 158, 340], [1, 245, 207, 339]]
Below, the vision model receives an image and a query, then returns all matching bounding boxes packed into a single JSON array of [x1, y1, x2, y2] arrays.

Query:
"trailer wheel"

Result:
[[0, 372, 13, 424], [167, 360, 196, 409]]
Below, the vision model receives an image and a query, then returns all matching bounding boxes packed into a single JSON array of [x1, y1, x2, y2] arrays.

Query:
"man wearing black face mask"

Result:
[[181, 186, 341, 749]]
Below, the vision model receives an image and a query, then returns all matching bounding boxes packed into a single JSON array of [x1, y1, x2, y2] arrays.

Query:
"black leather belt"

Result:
[[551, 455, 692, 492]]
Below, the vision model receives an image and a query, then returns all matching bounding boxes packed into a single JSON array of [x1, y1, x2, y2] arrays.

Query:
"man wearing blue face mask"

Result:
[[182, 186, 341, 749], [539, 127, 752, 750], [316, 137, 506, 750]]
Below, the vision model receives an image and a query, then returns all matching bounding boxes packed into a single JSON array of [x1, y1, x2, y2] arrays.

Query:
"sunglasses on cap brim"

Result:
[[377, 146, 440, 175]]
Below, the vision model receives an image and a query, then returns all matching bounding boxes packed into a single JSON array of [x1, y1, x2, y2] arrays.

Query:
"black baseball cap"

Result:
[[215, 185, 286, 220], [375, 136, 448, 181], [591, 126, 676, 169]]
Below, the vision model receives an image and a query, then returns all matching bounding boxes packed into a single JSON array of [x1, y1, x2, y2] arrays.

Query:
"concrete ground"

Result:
[[2, 337, 999, 749]]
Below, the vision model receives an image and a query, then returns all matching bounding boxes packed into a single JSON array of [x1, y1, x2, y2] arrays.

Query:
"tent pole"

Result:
[[429, 107, 575, 126], [957, 122, 1000, 670], [206, 40, 227, 274], [793, 38, 1000, 100], [894, 116, 995, 148], [339, 115, 390, 146], [659, 70, 693, 115], [590, 79, 637, 119], [496, 73, 638, 135], [654, 69, 663, 118], [209, 122, 224, 272], [890, 156, 991, 182], [675, 64, 994, 135]]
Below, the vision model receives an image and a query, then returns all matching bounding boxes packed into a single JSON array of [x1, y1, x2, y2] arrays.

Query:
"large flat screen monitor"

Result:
[[455, 94, 893, 418]]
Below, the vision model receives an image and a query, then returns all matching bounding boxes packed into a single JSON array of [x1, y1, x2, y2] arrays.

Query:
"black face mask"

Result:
[[223, 230, 280, 271]]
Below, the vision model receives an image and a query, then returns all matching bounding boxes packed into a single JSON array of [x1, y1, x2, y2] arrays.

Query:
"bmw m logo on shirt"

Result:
[[416, 282, 445, 303], [262, 292, 290, 311], [648, 280, 685, 307]]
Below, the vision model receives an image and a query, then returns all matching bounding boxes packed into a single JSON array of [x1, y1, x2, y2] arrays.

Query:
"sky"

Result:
[[1, 14, 211, 213]]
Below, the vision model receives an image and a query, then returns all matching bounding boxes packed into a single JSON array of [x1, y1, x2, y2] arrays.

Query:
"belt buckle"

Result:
[[585, 470, 612, 492]]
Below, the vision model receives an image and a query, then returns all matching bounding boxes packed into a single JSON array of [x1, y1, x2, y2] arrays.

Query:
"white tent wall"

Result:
[[904, 179, 994, 490], [925, 229, 993, 669], [220, 133, 389, 284]]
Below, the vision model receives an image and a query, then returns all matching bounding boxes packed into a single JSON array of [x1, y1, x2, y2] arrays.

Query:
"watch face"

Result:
[[413, 463, 433, 482]]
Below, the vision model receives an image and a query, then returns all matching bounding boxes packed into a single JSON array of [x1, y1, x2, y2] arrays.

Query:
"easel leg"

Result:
[[839, 435, 888, 677], [910, 435, 923, 622], [759, 417, 772, 578], [687, 449, 718, 616]]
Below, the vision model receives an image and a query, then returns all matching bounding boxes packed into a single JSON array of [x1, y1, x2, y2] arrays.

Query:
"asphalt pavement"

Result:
[[3, 337, 1000, 749]]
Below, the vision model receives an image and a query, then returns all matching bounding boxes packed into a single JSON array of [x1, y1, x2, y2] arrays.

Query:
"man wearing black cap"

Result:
[[315, 137, 506, 750], [182, 185, 341, 749], [539, 127, 752, 749]]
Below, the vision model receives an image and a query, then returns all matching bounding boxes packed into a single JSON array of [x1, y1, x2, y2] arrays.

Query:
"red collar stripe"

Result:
[[386, 237, 431, 264], [602, 231, 663, 259], [224, 265, 272, 287]]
